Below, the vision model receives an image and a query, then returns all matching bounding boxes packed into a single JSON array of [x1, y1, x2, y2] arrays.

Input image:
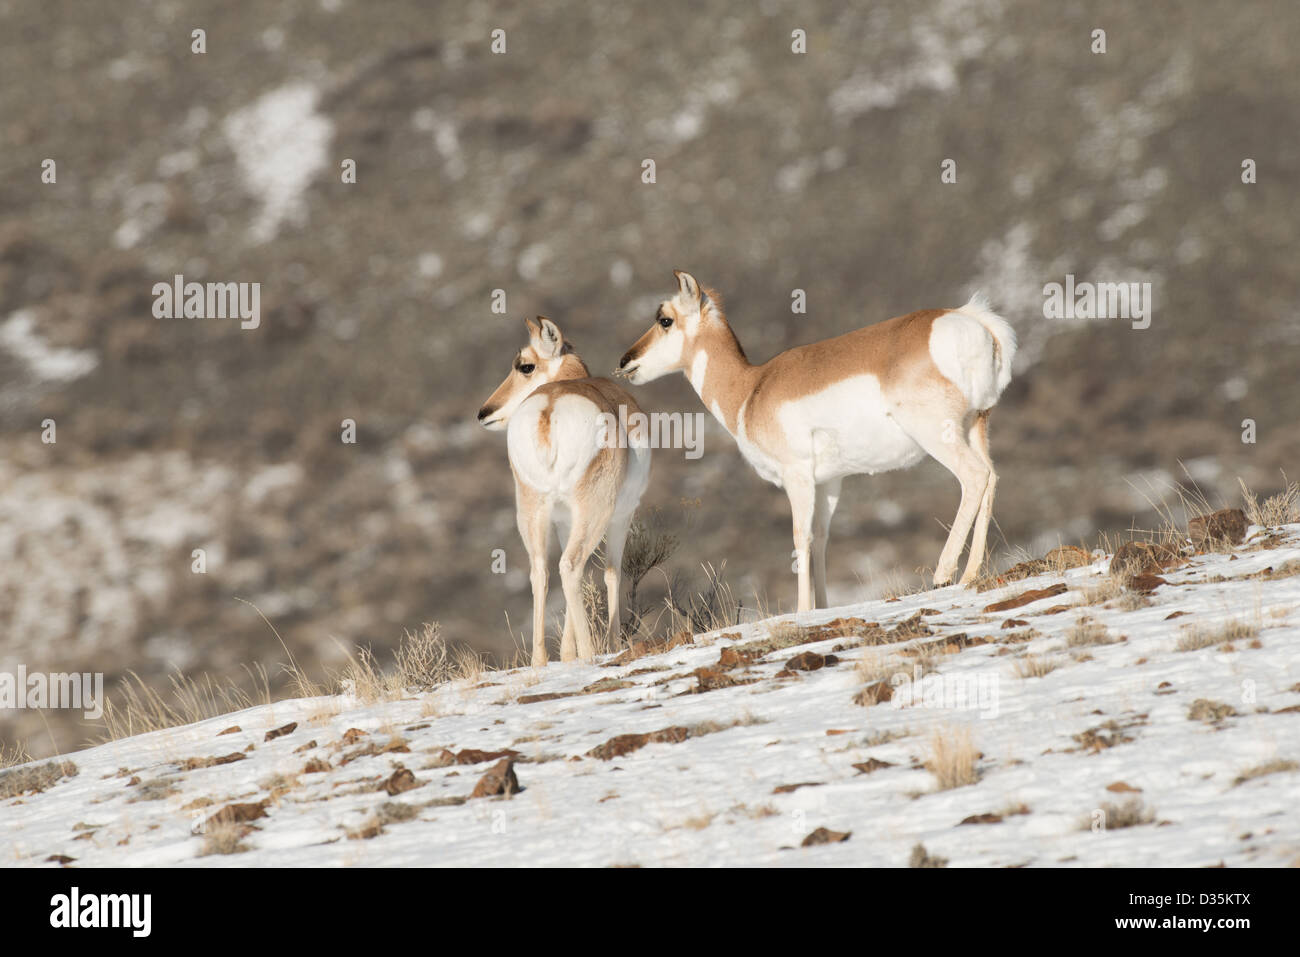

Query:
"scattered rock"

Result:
[[983, 583, 1068, 614], [1188, 508, 1248, 548], [959, 813, 1003, 825], [517, 692, 572, 704], [1110, 541, 1182, 576], [293, 739, 318, 754], [852, 758, 895, 774], [1045, 545, 1091, 568], [1106, 781, 1142, 793], [264, 722, 298, 742], [801, 827, 851, 846], [454, 748, 520, 765], [1125, 573, 1168, 594], [586, 726, 691, 760], [1001, 618, 1029, 629], [470, 758, 519, 798], [773, 782, 823, 794], [784, 651, 838, 671], [382, 766, 420, 796], [207, 800, 269, 826], [342, 728, 368, 744], [853, 681, 894, 707], [302, 758, 331, 774], [178, 752, 247, 771], [217, 726, 241, 736]]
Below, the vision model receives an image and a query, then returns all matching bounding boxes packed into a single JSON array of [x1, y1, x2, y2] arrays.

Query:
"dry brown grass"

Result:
[[1013, 654, 1061, 679], [0, 759, 78, 799], [909, 843, 948, 867], [1239, 475, 1300, 527], [1065, 617, 1117, 649], [925, 725, 979, 790], [0, 742, 31, 771], [1086, 798, 1155, 830], [1232, 759, 1299, 787], [198, 821, 252, 856], [100, 668, 271, 742], [1175, 619, 1259, 653]]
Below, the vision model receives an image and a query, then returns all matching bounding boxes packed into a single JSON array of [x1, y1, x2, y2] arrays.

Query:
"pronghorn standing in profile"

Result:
[[479, 317, 651, 666], [617, 271, 1016, 611]]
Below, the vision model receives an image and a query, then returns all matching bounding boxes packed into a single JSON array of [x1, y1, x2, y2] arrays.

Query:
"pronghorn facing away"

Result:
[[617, 271, 1016, 611], [479, 317, 651, 666]]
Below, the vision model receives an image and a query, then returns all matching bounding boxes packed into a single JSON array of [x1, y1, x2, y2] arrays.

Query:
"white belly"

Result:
[[776, 374, 925, 482]]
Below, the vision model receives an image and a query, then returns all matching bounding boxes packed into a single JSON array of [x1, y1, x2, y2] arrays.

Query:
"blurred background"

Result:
[[2, 0, 1297, 758]]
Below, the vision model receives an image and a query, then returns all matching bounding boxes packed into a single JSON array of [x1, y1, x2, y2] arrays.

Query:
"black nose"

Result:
[[477, 406, 493, 421], [619, 353, 631, 368]]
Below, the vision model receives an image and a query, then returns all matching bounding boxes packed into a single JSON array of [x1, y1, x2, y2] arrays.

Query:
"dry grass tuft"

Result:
[[909, 843, 948, 867], [1086, 798, 1155, 830], [1239, 475, 1300, 527], [925, 725, 979, 790], [1065, 618, 1117, 649], [199, 821, 252, 856], [1013, 654, 1061, 679], [1176, 619, 1259, 653], [1232, 759, 1299, 787], [0, 759, 78, 799]]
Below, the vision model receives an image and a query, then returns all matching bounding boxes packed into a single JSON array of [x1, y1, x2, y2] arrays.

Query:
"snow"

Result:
[[4, 527, 1299, 867]]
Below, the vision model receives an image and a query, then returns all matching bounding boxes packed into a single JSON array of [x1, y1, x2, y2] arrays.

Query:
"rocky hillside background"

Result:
[[2, 0, 1298, 757]]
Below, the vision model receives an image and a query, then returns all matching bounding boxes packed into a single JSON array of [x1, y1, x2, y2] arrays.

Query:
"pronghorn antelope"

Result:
[[617, 271, 1016, 611], [479, 317, 651, 666]]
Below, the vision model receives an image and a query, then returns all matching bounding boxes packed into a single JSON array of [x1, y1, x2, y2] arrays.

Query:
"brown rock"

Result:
[[217, 726, 241, 736], [382, 766, 420, 795], [1045, 545, 1091, 569], [342, 728, 368, 744], [1106, 781, 1142, 793], [852, 758, 895, 774], [1110, 541, 1182, 576], [1126, 573, 1168, 594], [853, 680, 894, 706], [1189, 508, 1249, 547], [959, 813, 1003, 825], [586, 726, 691, 761], [772, 782, 823, 794], [517, 692, 573, 704], [454, 748, 520, 765], [293, 739, 318, 754], [264, 722, 298, 742], [1000, 618, 1029, 629], [801, 827, 851, 846], [784, 651, 838, 671], [470, 758, 519, 798], [302, 758, 331, 774], [982, 583, 1068, 614], [178, 752, 247, 771], [208, 800, 269, 826]]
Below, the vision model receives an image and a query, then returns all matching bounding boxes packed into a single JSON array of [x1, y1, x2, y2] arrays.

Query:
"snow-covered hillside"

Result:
[[5, 526, 1300, 868]]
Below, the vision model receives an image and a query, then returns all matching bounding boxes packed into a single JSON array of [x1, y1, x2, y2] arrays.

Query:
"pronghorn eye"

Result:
[[658, 315, 673, 329], [519, 363, 536, 375]]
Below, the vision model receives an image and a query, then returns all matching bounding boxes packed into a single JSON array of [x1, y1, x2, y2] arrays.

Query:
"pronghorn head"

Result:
[[617, 270, 718, 384], [477, 317, 581, 430]]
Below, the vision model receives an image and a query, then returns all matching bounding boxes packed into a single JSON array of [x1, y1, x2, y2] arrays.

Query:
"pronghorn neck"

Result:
[[686, 312, 756, 434], [552, 353, 589, 382]]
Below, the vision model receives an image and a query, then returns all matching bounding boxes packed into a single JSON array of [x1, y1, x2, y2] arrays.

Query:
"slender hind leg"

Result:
[[558, 501, 615, 661], [602, 508, 634, 650], [893, 398, 991, 587], [812, 478, 843, 609], [960, 411, 998, 585]]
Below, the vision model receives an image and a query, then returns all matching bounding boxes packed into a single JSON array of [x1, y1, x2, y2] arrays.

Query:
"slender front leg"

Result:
[[785, 472, 817, 613], [812, 477, 843, 609], [516, 485, 552, 667]]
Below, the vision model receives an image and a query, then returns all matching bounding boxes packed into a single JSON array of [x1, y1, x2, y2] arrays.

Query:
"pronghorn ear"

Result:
[[523, 316, 542, 340], [673, 269, 701, 302], [533, 316, 564, 358]]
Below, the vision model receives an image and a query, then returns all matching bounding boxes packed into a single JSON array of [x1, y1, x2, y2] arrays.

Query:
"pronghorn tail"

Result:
[[928, 292, 1018, 412]]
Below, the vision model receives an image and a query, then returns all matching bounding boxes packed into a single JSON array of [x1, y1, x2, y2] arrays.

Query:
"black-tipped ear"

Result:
[[673, 269, 701, 302]]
